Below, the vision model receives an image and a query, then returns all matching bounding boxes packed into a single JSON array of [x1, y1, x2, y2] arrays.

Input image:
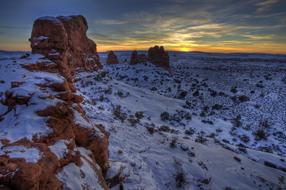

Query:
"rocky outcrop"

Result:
[[30, 15, 101, 82], [0, 15, 109, 190], [148, 46, 170, 68], [130, 51, 147, 65], [106, 51, 119, 64]]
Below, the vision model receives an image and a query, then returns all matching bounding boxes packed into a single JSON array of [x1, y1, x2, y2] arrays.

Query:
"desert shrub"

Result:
[[253, 120, 270, 140], [185, 128, 195, 136], [200, 178, 211, 184], [99, 95, 104, 102], [230, 85, 238, 93], [173, 159, 187, 188], [116, 90, 129, 98], [240, 135, 250, 143], [254, 128, 268, 140], [177, 90, 188, 99], [113, 106, 127, 122], [218, 91, 227, 97], [193, 90, 199, 97], [127, 116, 139, 126], [195, 134, 208, 144], [135, 111, 144, 119], [264, 74, 272, 80], [212, 104, 223, 110], [159, 125, 171, 132], [175, 172, 186, 188], [209, 89, 217, 97], [282, 76, 286, 84], [150, 87, 157, 91], [169, 138, 177, 148], [104, 87, 112, 94], [231, 115, 242, 128], [160, 112, 170, 121], [185, 100, 192, 107], [256, 83, 264, 88], [238, 146, 247, 153], [238, 95, 250, 102], [260, 119, 270, 128], [231, 95, 250, 103], [94, 71, 108, 81], [146, 127, 155, 135]]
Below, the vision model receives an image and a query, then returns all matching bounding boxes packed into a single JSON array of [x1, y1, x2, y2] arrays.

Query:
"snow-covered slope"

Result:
[[75, 51, 286, 190], [0, 51, 107, 190]]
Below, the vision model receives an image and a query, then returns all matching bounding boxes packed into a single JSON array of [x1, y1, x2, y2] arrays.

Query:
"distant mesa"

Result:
[[30, 15, 101, 82], [130, 50, 148, 65], [148, 45, 170, 68], [106, 51, 119, 64]]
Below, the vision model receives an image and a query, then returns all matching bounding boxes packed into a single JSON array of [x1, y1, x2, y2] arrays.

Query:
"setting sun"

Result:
[[180, 47, 191, 52]]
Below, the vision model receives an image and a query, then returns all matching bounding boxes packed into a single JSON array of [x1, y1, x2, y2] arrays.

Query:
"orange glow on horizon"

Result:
[[96, 44, 286, 54], [1, 41, 286, 55]]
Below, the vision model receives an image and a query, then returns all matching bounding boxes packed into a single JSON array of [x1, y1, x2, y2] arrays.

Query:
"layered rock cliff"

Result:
[[30, 15, 102, 82], [0, 15, 109, 190]]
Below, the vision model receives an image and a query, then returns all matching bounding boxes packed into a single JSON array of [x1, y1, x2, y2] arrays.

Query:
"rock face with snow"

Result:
[[106, 51, 119, 64], [30, 15, 101, 82], [130, 50, 147, 65], [148, 46, 169, 68], [0, 15, 109, 190]]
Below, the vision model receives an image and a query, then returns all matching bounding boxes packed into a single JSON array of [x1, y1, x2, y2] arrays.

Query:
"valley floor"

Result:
[[76, 52, 286, 190]]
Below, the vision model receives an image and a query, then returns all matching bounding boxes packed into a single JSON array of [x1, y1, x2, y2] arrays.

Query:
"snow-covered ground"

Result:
[[0, 51, 106, 190], [1, 50, 285, 189], [76, 51, 286, 190]]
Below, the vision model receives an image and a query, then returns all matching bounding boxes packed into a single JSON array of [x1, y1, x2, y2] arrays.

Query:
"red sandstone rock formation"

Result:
[[148, 46, 170, 68], [30, 15, 102, 82], [130, 51, 147, 65], [106, 51, 119, 64], [0, 15, 109, 190]]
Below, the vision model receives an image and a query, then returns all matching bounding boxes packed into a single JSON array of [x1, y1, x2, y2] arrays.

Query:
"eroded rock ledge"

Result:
[[0, 15, 109, 190], [30, 15, 102, 82]]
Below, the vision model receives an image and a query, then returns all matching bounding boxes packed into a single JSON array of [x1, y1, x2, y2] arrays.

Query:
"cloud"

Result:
[[256, 0, 280, 13], [95, 19, 129, 25], [242, 34, 274, 40]]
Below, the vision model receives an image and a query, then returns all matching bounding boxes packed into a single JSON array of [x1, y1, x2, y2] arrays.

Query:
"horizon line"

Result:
[[1, 49, 286, 56]]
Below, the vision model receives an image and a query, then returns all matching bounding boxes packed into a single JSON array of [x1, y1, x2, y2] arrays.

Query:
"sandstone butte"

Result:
[[106, 51, 119, 64], [148, 45, 170, 68], [129, 50, 148, 65], [0, 15, 109, 190]]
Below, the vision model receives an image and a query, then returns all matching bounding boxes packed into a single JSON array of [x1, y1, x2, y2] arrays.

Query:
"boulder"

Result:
[[148, 46, 170, 68], [106, 51, 119, 64], [130, 51, 147, 65], [30, 15, 101, 82]]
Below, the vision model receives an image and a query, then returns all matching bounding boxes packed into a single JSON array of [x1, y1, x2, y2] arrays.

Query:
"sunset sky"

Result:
[[0, 0, 286, 53]]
